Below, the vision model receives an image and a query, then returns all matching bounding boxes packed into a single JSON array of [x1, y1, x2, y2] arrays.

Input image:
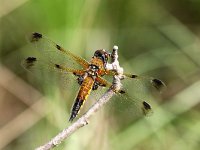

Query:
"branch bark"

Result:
[[35, 46, 123, 150]]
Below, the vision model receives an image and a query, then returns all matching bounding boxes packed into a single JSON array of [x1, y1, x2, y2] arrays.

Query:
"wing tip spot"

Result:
[[56, 44, 61, 50], [23, 57, 37, 69], [142, 101, 151, 110], [151, 78, 166, 91], [30, 32, 42, 42], [142, 101, 153, 116], [55, 64, 61, 69], [26, 56, 36, 62]]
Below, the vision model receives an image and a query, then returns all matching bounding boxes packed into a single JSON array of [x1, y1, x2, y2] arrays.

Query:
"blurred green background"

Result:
[[1, 0, 200, 150]]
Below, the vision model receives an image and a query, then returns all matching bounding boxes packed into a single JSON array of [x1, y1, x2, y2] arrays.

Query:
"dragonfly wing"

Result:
[[85, 76, 153, 124], [97, 75, 159, 126], [107, 92, 153, 120], [21, 56, 82, 92], [27, 32, 90, 70], [22, 56, 84, 75], [124, 73, 166, 92]]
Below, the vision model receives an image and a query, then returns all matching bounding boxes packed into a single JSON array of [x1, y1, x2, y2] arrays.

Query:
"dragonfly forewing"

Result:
[[27, 32, 90, 70]]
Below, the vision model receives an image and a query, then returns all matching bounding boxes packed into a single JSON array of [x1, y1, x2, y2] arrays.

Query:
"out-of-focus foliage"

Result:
[[1, 0, 200, 150]]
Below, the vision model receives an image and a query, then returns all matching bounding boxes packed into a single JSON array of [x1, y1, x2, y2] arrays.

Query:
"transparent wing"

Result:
[[27, 32, 90, 70], [21, 56, 83, 91], [106, 92, 153, 122], [106, 71, 166, 93], [107, 75, 165, 123], [84, 76, 157, 125], [123, 73, 166, 93], [22, 56, 91, 121]]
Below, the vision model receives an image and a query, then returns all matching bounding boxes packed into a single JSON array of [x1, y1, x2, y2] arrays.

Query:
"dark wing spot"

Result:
[[30, 32, 42, 42], [26, 57, 36, 62], [55, 64, 61, 69], [101, 84, 106, 87], [131, 74, 138, 78], [24, 57, 37, 68], [119, 90, 126, 94], [142, 101, 151, 110], [151, 78, 166, 91], [142, 101, 153, 116], [56, 44, 61, 50]]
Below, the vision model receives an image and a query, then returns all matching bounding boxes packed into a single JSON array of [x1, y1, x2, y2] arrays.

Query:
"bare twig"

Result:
[[35, 46, 123, 150]]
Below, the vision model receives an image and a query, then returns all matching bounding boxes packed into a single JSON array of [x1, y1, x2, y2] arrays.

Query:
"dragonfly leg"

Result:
[[92, 76, 112, 91]]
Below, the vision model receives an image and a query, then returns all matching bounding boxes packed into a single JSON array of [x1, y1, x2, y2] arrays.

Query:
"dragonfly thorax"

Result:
[[89, 64, 99, 72], [76, 64, 102, 90], [85, 64, 99, 79]]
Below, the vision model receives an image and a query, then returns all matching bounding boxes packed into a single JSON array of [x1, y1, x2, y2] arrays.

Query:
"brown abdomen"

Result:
[[69, 76, 94, 121]]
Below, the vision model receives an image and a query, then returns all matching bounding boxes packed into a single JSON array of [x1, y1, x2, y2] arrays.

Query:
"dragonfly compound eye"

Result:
[[94, 49, 110, 64]]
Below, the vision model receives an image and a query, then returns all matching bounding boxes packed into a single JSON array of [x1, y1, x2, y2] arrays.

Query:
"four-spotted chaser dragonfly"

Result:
[[22, 32, 165, 122]]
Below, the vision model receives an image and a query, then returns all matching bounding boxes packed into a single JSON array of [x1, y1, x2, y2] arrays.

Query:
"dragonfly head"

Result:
[[94, 49, 111, 64]]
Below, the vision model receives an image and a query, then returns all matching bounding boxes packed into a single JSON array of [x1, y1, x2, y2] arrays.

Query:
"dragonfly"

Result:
[[22, 32, 165, 122]]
